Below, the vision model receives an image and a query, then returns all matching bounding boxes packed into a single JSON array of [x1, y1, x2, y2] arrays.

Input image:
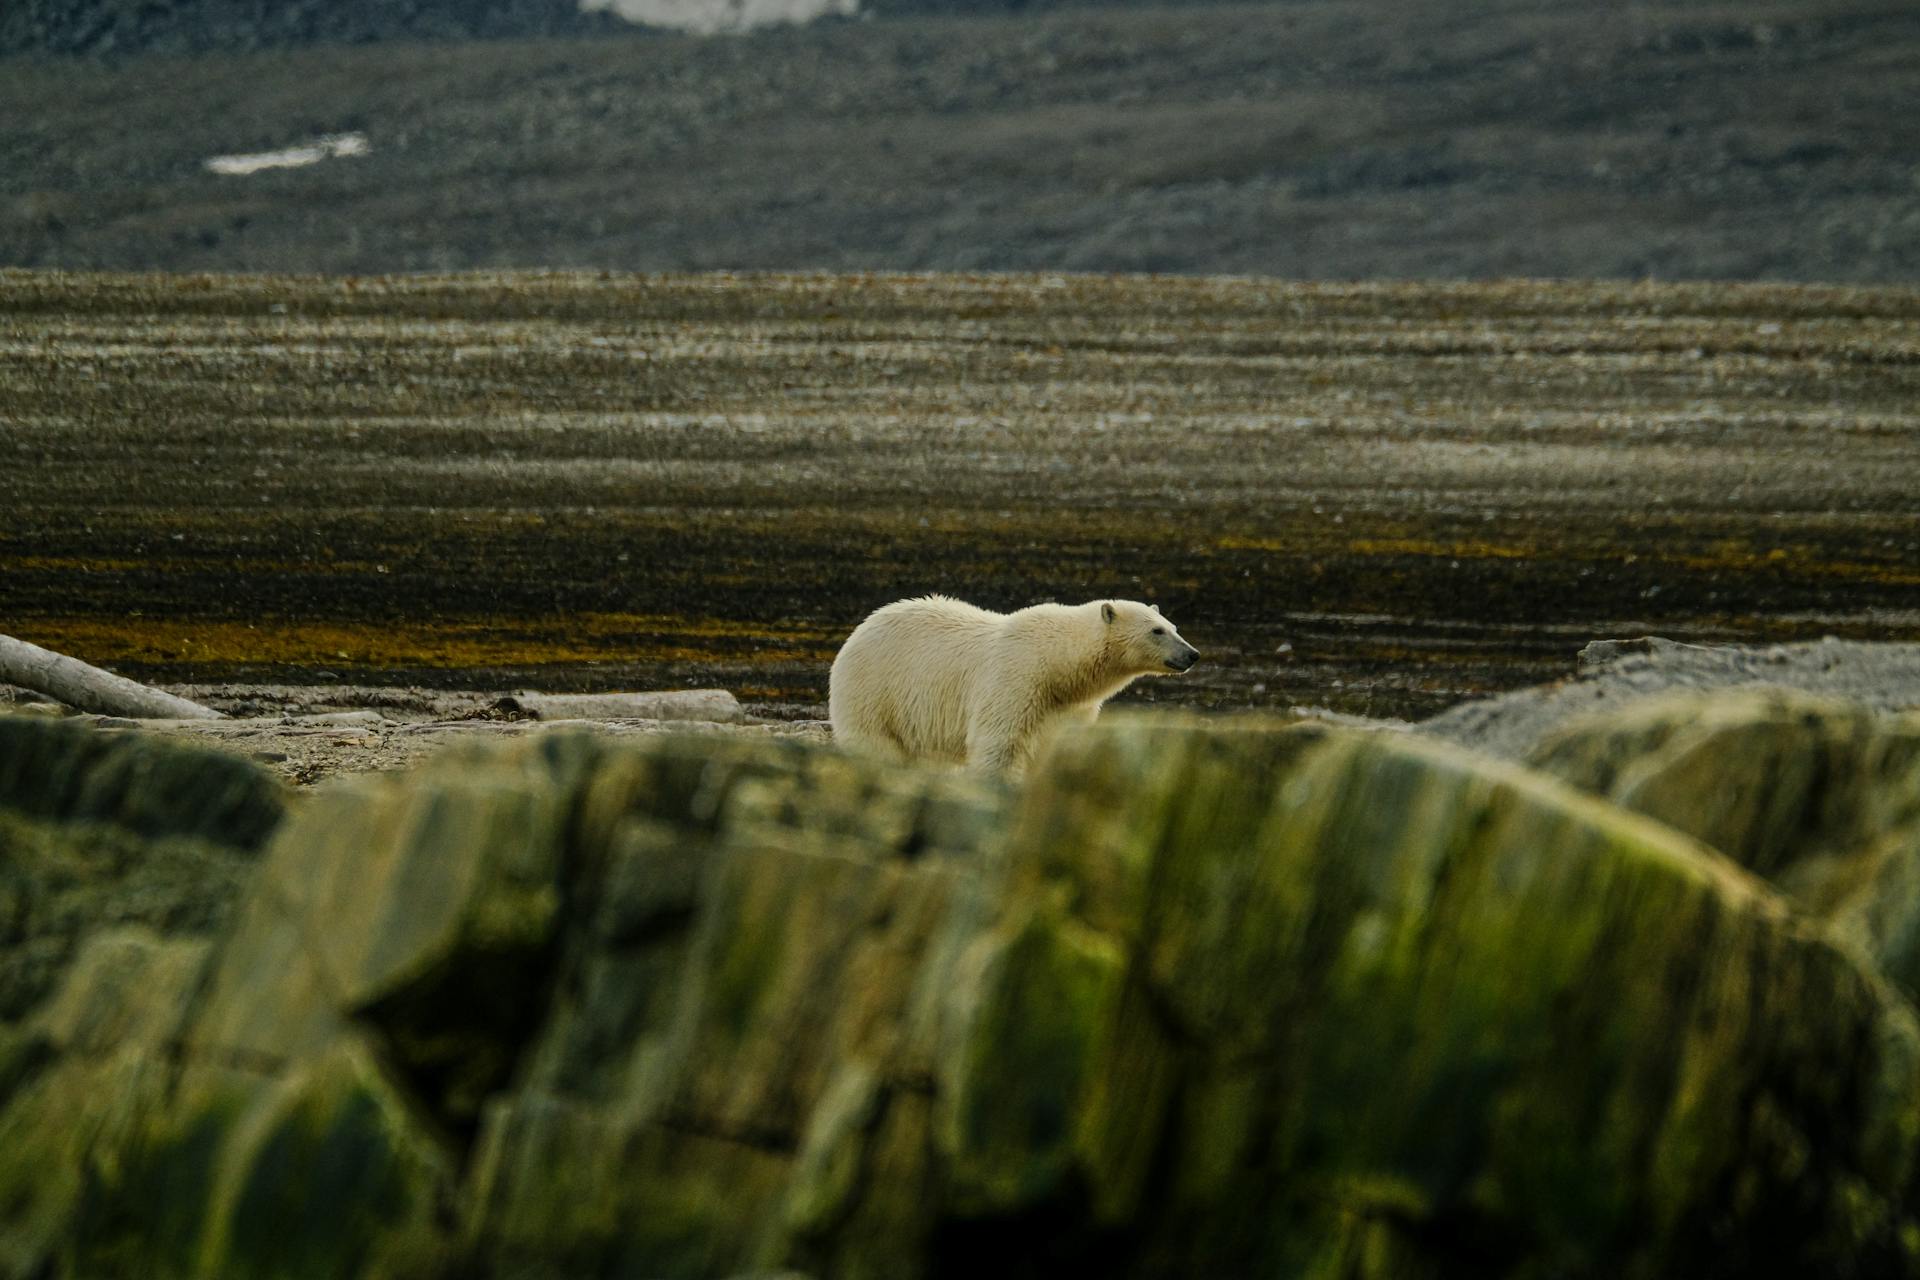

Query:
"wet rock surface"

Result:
[[9, 704, 1920, 1277]]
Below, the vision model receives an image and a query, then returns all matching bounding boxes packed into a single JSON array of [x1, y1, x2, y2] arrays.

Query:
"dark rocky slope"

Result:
[[4, 2, 1918, 279], [0, 0, 630, 57]]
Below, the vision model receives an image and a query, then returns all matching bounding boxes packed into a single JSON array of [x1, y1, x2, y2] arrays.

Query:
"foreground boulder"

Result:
[[24, 728, 1007, 1280], [1527, 689, 1920, 994], [959, 717, 1920, 1278], [3, 712, 1920, 1278], [0, 714, 283, 1024], [0, 716, 287, 1278]]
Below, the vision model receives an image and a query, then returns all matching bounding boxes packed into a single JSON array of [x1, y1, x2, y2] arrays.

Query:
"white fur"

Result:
[[828, 595, 1198, 777]]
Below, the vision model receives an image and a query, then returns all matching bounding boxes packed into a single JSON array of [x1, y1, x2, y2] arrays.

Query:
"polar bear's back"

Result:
[[828, 595, 1001, 764]]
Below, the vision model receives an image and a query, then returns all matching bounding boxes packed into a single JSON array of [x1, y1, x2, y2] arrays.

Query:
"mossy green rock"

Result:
[[467, 735, 1004, 1279], [934, 715, 1920, 1277], [0, 717, 288, 1278], [0, 927, 211, 1277], [0, 714, 284, 850], [1528, 689, 1920, 993], [0, 716, 284, 1023], [188, 760, 570, 1129], [70, 1037, 458, 1280], [3, 726, 1005, 1280], [6, 712, 1920, 1278]]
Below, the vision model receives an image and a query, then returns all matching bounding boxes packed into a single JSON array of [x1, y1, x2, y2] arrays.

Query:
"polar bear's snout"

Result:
[[1137, 606, 1198, 673]]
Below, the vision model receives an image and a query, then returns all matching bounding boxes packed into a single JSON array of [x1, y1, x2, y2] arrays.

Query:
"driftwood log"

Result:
[[0, 634, 224, 720], [492, 689, 745, 724]]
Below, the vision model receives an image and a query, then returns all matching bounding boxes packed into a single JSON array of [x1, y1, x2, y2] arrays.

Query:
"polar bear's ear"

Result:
[[1101, 602, 1116, 624]]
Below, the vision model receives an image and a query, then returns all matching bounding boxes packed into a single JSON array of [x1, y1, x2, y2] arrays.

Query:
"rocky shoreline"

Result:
[[7, 634, 1914, 788], [5, 638, 1920, 1276], [8, 272, 1916, 728]]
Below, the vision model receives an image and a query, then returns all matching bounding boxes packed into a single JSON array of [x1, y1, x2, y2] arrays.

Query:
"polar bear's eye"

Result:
[[1151, 627, 1165, 636]]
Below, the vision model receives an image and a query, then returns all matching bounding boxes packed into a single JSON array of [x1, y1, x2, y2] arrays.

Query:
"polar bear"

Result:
[[828, 595, 1200, 777]]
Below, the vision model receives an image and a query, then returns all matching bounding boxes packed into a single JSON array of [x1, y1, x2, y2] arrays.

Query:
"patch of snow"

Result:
[[205, 133, 370, 177], [582, 0, 855, 36]]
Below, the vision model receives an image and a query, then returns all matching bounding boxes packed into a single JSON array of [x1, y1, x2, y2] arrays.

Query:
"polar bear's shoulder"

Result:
[[878, 594, 1005, 625]]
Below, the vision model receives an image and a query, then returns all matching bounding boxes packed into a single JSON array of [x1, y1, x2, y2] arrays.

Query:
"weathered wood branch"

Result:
[[0, 634, 224, 720], [493, 690, 745, 724]]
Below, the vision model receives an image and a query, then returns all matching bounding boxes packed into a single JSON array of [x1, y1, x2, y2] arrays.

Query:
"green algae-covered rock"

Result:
[[0, 718, 288, 1279], [1527, 690, 1920, 994], [933, 714, 1920, 1278], [3, 726, 1005, 1280], [0, 716, 284, 1024], [1526, 690, 1920, 880], [0, 726, 588, 1280], [8, 713, 1920, 1280], [474, 714, 1920, 1278], [467, 734, 1007, 1280], [71, 1038, 459, 1280], [0, 928, 210, 1278], [0, 714, 284, 851]]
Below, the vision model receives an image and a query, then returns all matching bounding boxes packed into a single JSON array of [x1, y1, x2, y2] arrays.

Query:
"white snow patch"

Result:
[[582, 0, 855, 36], [205, 133, 370, 177]]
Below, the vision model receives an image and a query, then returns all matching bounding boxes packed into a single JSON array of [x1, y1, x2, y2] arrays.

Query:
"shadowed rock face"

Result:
[[4, 710, 1920, 1278]]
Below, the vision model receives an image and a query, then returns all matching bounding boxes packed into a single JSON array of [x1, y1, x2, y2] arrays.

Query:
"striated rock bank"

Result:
[[4, 704, 1920, 1277]]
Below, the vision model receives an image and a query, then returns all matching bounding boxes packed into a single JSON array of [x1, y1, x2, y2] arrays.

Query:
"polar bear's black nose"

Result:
[[1168, 644, 1200, 672]]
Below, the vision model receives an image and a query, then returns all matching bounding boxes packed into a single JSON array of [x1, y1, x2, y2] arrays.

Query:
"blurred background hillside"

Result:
[[4, 0, 1916, 278]]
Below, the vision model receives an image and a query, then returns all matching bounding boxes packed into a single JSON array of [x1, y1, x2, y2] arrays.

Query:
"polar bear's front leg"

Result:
[[1056, 701, 1102, 730], [965, 695, 1045, 779], [965, 720, 1023, 777]]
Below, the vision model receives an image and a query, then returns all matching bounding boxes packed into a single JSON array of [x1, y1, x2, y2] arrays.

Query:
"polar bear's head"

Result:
[[1100, 600, 1200, 675]]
